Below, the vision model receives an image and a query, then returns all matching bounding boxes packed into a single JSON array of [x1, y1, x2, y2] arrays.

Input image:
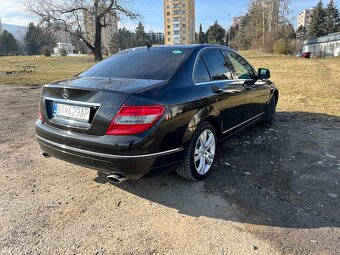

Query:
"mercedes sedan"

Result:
[[36, 45, 278, 183]]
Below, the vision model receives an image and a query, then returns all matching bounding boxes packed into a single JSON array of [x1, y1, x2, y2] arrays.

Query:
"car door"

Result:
[[193, 48, 245, 132], [225, 50, 271, 121]]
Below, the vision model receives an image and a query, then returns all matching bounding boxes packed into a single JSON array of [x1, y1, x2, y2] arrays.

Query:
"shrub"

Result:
[[60, 49, 68, 57], [273, 39, 288, 55], [44, 49, 51, 57]]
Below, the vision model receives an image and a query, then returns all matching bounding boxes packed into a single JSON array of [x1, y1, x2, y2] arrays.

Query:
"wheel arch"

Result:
[[201, 116, 222, 141], [182, 106, 222, 147]]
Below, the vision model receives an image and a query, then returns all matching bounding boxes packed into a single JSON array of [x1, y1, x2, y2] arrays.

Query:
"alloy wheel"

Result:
[[194, 129, 216, 175]]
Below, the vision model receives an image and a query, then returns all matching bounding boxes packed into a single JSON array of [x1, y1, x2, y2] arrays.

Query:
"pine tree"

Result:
[[308, 0, 327, 38], [25, 23, 40, 55], [0, 30, 19, 55], [109, 32, 119, 54], [326, 0, 340, 34], [135, 22, 146, 47], [206, 21, 226, 45], [24, 23, 56, 55], [198, 23, 206, 44]]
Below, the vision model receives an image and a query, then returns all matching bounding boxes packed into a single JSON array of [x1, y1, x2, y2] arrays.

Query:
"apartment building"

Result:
[[298, 8, 314, 29], [232, 16, 244, 28], [84, 9, 118, 53], [164, 0, 195, 45]]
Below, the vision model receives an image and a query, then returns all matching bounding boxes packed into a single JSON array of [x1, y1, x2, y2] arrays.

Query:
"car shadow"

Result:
[[94, 112, 340, 229]]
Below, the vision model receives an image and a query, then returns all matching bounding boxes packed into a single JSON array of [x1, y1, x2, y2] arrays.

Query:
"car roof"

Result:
[[152, 44, 235, 51]]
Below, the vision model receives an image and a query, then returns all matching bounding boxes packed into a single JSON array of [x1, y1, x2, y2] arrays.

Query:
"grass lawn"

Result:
[[0, 52, 339, 116], [241, 51, 340, 117], [0, 55, 95, 86]]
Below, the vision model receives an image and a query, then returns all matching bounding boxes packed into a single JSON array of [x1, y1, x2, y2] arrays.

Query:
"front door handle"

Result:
[[224, 89, 243, 94], [211, 86, 223, 94], [243, 80, 255, 90]]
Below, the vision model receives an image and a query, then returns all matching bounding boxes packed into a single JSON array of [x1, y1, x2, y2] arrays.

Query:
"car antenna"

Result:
[[146, 42, 152, 51]]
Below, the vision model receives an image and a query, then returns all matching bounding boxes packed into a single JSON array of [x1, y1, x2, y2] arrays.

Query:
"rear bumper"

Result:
[[36, 121, 185, 179]]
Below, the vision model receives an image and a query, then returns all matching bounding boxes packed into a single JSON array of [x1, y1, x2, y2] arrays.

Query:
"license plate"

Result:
[[53, 103, 91, 122]]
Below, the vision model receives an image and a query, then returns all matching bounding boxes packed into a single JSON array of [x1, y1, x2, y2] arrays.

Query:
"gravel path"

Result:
[[0, 85, 339, 255]]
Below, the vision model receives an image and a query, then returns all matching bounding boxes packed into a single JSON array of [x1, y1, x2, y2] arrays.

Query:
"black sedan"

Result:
[[36, 45, 278, 183]]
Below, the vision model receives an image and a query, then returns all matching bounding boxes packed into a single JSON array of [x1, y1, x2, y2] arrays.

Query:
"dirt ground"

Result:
[[0, 85, 339, 255]]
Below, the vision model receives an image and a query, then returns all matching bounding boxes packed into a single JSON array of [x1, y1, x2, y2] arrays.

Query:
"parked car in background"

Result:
[[297, 52, 311, 58], [36, 45, 279, 183], [302, 52, 311, 58]]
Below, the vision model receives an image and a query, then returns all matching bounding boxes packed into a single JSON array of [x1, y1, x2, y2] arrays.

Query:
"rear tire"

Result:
[[262, 95, 276, 126], [177, 122, 217, 181]]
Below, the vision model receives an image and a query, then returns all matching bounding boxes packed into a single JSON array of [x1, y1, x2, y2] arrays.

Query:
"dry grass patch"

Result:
[[241, 51, 340, 116], [0, 56, 95, 86]]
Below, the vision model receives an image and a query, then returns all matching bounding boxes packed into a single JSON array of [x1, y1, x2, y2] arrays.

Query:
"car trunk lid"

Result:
[[40, 77, 164, 136]]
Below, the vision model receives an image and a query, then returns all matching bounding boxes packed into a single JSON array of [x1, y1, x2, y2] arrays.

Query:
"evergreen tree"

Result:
[[24, 23, 40, 55], [109, 32, 120, 54], [198, 23, 206, 44], [109, 27, 136, 53], [206, 21, 226, 45], [24, 23, 56, 55], [326, 0, 340, 33], [135, 22, 147, 47], [0, 30, 19, 55], [308, 0, 327, 38], [230, 13, 252, 50]]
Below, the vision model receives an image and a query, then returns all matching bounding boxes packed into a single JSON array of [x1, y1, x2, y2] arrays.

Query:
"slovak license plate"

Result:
[[53, 103, 90, 122]]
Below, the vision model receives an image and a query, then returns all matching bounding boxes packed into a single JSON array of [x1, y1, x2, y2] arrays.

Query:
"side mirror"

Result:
[[258, 68, 270, 79]]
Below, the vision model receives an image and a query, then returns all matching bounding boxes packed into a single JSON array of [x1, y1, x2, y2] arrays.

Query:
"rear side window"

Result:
[[201, 49, 233, 81], [194, 57, 211, 83], [80, 47, 191, 81]]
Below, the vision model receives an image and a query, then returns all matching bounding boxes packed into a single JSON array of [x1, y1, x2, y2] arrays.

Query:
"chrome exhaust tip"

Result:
[[107, 174, 128, 184], [42, 152, 51, 158]]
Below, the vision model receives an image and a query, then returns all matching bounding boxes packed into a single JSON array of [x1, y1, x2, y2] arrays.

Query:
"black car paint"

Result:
[[36, 45, 278, 179]]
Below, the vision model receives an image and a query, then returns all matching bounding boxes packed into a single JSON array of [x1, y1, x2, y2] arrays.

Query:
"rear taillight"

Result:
[[106, 105, 165, 135]]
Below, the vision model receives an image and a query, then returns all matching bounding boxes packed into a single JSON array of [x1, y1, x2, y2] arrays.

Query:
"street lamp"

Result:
[[227, 13, 231, 47]]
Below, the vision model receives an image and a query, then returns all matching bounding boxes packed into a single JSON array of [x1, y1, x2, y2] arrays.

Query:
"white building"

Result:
[[298, 8, 314, 30], [53, 42, 75, 55], [302, 32, 340, 58]]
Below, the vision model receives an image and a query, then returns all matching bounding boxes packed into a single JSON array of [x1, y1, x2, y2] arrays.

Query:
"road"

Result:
[[0, 85, 339, 255]]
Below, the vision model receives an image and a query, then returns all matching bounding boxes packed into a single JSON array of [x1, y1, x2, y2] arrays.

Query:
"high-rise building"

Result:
[[164, 0, 195, 45], [0, 18, 3, 35], [84, 9, 118, 53], [298, 8, 314, 30], [232, 16, 243, 28]]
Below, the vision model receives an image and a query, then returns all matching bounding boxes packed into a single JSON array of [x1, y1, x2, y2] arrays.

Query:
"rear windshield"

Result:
[[80, 47, 191, 80]]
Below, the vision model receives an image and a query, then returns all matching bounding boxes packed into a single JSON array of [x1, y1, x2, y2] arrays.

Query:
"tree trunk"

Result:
[[94, 18, 103, 61]]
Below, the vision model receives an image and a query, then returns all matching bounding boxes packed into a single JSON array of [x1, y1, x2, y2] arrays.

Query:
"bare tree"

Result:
[[22, 0, 138, 60]]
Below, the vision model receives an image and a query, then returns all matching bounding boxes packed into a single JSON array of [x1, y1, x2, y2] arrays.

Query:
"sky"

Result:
[[1, 0, 340, 31]]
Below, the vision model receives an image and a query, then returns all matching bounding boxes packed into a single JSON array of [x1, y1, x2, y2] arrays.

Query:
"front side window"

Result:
[[225, 51, 254, 80], [194, 57, 210, 83], [201, 49, 233, 81], [80, 48, 191, 81]]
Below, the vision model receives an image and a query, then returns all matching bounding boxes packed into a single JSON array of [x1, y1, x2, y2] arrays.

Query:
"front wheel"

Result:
[[262, 95, 276, 126], [177, 122, 217, 181]]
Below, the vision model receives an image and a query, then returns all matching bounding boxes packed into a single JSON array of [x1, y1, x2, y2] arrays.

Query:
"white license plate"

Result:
[[53, 103, 91, 122]]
